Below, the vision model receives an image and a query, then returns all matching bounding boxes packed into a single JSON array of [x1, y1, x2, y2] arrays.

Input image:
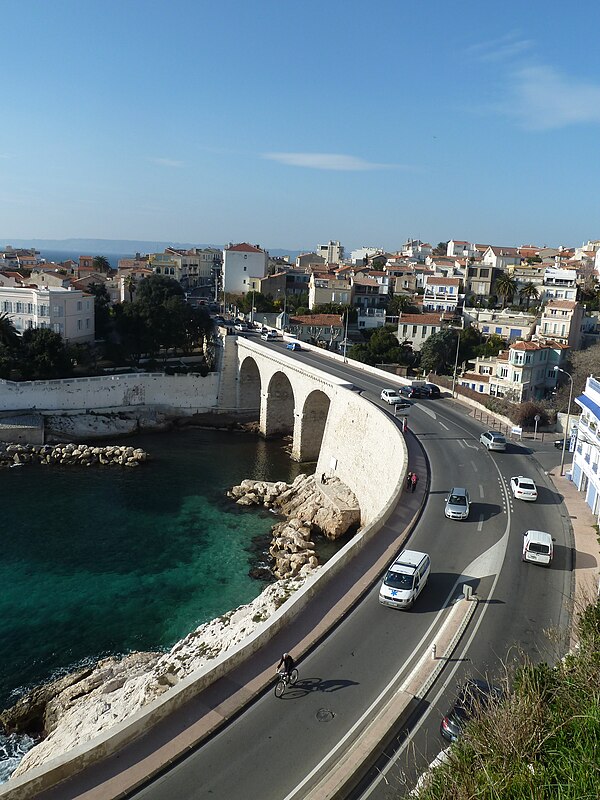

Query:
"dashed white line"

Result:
[[439, 421, 449, 431], [479, 484, 484, 498], [477, 514, 484, 532]]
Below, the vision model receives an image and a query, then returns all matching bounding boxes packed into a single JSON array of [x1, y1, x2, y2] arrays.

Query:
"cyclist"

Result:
[[277, 652, 295, 679]]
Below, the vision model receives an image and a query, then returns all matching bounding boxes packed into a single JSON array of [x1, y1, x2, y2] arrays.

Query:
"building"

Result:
[[350, 246, 384, 265], [396, 312, 461, 351], [401, 239, 432, 261], [465, 309, 537, 342], [286, 314, 345, 347], [465, 262, 497, 298], [461, 341, 568, 401], [308, 274, 351, 310], [149, 247, 221, 292], [0, 286, 95, 343], [317, 241, 344, 264], [296, 252, 325, 270], [423, 276, 461, 313], [572, 375, 600, 519], [482, 246, 520, 271], [540, 268, 578, 302], [223, 243, 268, 295], [537, 299, 584, 350]]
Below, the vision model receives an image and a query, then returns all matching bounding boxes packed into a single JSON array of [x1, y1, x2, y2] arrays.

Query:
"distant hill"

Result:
[[0, 238, 304, 259]]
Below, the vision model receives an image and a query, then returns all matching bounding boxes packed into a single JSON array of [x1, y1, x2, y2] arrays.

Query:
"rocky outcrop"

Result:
[[228, 474, 361, 579], [0, 443, 149, 468], [7, 574, 313, 778]]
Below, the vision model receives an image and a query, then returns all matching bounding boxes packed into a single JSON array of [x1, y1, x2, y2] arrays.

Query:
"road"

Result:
[[130, 340, 573, 800]]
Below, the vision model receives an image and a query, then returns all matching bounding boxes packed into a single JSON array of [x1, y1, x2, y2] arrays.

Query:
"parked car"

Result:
[[422, 383, 441, 398], [380, 388, 403, 404], [261, 330, 278, 341], [440, 679, 503, 742], [286, 341, 302, 351], [510, 476, 538, 501], [522, 530, 553, 566], [479, 431, 507, 451], [399, 385, 424, 399], [444, 488, 470, 520], [554, 439, 568, 449]]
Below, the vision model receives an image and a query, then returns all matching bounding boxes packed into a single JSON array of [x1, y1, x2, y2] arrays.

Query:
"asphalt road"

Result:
[[131, 341, 573, 800]]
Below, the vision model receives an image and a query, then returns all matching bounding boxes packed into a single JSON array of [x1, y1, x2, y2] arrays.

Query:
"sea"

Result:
[[39, 250, 133, 269], [0, 428, 315, 781]]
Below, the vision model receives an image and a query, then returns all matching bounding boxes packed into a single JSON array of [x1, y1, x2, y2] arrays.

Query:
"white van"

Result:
[[379, 549, 431, 609], [522, 530, 553, 566]]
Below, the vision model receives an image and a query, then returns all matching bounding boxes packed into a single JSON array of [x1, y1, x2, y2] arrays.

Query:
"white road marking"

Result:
[[471, 461, 477, 472], [439, 421, 449, 431], [416, 404, 436, 419], [457, 440, 465, 449], [462, 439, 478, 449], [479, 484, 484, 498], [477, 514, 484, 532]]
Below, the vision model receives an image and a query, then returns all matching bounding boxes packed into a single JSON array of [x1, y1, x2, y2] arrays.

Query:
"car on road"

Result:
[[479, 431, 507, 451], [378, 549, 430, 609], [444, 487, 470, 520], [422, 383, 441, 398], [399, 385, 424, 398], [286, 342, 302, 351], [380, 388, 404, 404], [522, 530, 553, 565], [554, 438, 568, 449], [510, 476, 538, 501], [261, 330, 278, 341], [440, 679, 503, 742]]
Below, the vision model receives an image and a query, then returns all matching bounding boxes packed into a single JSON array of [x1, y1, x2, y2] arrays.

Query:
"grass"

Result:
[[413, 599, 600, 799]]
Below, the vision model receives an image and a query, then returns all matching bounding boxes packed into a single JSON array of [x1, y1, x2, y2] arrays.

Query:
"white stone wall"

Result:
[[0, 373, 220, 412]]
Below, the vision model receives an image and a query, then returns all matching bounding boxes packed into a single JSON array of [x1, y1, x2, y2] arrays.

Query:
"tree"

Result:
[[419, 328, 459, 375], [112, 302, 153, 364], [553, 343, 600, 413], [494, 273, 517, 307], [19, 328, 73, 380], [474, 333, 506, 358], [136, 274, 184, 307], [387, 294, 419, 315], [0, 312, 19, 349], [432, 241, 449, 256], [348, 325, 416, 367], [92, 256, 111, 274], [124, 273, 137, 303], [519, 281, 540, 310], [86, 282, 111, 338]]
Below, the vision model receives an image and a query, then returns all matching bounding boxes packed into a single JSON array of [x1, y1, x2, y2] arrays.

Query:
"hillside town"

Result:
[[1, 236, 600, 528]]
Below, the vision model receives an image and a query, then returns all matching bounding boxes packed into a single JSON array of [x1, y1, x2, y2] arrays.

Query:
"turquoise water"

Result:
[[0, 429, 311, 714]]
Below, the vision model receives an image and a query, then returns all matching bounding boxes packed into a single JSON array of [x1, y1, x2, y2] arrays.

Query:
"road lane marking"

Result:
[[439, 421, 449, 431], [416, 404, 436, 419], [477, 514, 484, 532], [479, 484, 484, 498], [457, 440, 465, 449], [471, 460, 477, 472]]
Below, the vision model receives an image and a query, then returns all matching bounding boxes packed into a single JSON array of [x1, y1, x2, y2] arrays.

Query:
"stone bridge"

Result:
[[220, 337, 406, 525]]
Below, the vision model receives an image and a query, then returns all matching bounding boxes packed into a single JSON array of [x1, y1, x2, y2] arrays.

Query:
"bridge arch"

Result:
[[238, 356, 261, 415], [292, 389, 331, 462], [262, 371, 295, 439]]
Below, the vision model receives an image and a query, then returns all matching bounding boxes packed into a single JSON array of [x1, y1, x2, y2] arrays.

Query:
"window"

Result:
[[495, 327, 502, 334], [52, 323, 62, 334], [27, 303, 33, 314], [500, 367, 509, 378], [52, 305, 63, 317], [85, 318, 90, 329], [77, 301, 82, 311], [482, 325, 489, 333], [548, 370, 556, 378], [77, 320, 82, 330], [16, 302, 23, 313]]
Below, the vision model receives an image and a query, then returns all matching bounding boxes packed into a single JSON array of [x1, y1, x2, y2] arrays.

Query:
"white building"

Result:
[[572, 375, 600, 520], [317, 240, 344, 264], [541, 268, 578, 302], [423, 276, 461, 313], [223, 243, 268, 295], [350, 247, 384, 265], [0, 286, 95, 343]]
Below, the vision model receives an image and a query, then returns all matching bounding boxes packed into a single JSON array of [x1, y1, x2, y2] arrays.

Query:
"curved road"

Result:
[[128, 341, 573, 800]]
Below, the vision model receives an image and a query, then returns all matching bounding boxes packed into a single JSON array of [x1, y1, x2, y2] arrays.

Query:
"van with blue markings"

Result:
[[379, 549, 431, 609]]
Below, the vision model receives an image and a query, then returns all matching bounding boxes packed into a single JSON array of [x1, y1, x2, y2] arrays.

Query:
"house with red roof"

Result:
[[536, 299, 584, 349], [223, 243, 268, 295]]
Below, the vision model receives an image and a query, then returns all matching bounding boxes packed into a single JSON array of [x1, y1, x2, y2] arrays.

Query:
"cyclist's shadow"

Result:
[[293, 677, 359, 695]]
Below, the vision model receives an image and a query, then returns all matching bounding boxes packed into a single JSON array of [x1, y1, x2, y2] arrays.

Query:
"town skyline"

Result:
[[2, 0, 600, 248]]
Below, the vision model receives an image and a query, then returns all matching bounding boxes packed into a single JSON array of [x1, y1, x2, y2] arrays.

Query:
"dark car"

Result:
[[554, 439, 568, 449], [440, 679, 503, 742], [399, 385, 424, 398], [423, 383, 441, 399]]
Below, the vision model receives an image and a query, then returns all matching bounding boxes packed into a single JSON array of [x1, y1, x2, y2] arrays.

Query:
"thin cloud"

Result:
[[504, 65, 600, 129], [149, 157, 184, 168], [263, 152, 398, 171], [467, 32, 532, 63]]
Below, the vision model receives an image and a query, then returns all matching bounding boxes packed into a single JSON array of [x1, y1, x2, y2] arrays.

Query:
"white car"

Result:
[[510, 476, 538, 501], [260, 330, 278, 341], [380, 388, 404, 405], [479, 431, 507, 451]]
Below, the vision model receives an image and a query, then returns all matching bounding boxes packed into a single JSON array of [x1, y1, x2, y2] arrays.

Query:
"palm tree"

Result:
[[519, 281, 540, 310], [0, 312, 18, 349], [124, 273, 137, 303], [494, 273, 517, 308]]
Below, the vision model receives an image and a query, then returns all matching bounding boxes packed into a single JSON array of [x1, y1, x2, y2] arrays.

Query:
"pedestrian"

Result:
[[406, 471, 412, 490], [411, 472, 419, 492]]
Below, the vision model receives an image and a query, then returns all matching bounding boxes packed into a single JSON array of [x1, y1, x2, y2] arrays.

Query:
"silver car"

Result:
[[479, 431, 506, 451], [445, 488, 470, 520]]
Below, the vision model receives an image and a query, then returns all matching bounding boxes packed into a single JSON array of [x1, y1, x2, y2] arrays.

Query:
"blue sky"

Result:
[[2, 0, 600, 252]]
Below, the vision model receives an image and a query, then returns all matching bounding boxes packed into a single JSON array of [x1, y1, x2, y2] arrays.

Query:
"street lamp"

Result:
[[451, 328, 461, 398], [554, 366, 574, 477], [342, 310, 350, 363]]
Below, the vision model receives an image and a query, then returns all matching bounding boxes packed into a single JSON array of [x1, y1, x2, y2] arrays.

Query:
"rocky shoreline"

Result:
[[1, 472, 360, 781], [0, 442, 149, 468]]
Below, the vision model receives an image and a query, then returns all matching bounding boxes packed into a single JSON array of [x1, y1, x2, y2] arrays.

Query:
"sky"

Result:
[[1, 0, 600, 253]]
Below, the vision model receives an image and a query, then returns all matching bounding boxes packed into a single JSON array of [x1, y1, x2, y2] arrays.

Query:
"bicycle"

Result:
[[274, 668, 299, 698]]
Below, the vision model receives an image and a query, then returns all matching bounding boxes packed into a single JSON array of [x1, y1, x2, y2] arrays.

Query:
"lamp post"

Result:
[[554, 366, 574, 477], [451, 327, 461, 398], [250, 288, 255, 325], [342, 309, 350, 363]]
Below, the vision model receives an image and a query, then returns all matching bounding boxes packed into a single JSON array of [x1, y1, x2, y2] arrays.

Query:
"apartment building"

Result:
[[0, 286, 95, 343], [317, 241, 344, 264], [222, 243, 268, 295], [460, 341, 568, 401], [482, 246, 520, 270], [465, 262, 497, 297], [396, 312, 461, 351], [536, 299, 584, 349], [465, 309, 537, 342], [423, 276, 461, 313], [540, 268, 578, 302], [572, 375, 600, 519], [308, 274, 351, 309]]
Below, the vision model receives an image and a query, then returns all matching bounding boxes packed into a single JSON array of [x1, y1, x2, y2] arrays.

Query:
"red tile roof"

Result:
[[398, 313, 448, 325], [226, 243, 264, 253], [290, 314, 343, 326], [427, 277, 460, 286], [462, 372, 490, 383], [544, 300, 577, 310]]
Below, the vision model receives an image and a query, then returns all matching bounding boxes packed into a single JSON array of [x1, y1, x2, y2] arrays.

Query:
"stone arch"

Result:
[[238, 356, 261, 416], [293, 389, 331, 462], [262, 371, 295, 438]]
